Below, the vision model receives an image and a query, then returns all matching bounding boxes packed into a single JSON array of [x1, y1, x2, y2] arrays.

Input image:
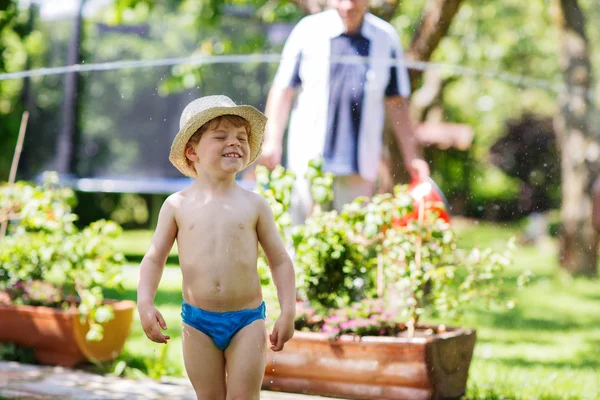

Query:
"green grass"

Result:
[[107, 221, 600, 400], [116, 230, 179, 265], [102, 266, 184, 379], [452, 221, 600, 400]]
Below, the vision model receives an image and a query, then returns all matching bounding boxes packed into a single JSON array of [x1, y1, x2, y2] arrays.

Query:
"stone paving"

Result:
[[0, 361, 335, 400]]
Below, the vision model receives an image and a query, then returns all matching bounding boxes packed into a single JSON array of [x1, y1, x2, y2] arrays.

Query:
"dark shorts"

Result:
[[181, 301, 266, 350]]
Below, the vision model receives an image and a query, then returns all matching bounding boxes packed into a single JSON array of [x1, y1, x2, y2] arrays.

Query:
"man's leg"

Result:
[[332, 174, 375, 212], [224, 319, 268, 400], [290, 177, 313, 226], [182, 323, 226, 399]]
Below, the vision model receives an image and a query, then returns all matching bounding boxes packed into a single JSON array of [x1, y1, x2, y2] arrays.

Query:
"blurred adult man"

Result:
[[261, 0, 429, 223]]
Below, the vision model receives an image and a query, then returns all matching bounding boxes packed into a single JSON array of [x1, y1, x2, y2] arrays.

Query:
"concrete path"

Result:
[[0, 361, 335, 400]]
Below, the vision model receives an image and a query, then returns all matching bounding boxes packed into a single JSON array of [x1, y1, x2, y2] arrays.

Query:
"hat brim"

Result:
[[169, 105, 266, 178]]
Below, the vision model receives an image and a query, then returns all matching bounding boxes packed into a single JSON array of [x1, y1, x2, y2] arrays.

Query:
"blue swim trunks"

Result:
[[181, 301, 266, 350]]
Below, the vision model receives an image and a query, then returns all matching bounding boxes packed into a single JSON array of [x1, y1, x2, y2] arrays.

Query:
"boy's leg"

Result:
[[182, 323, 226, 399], [224, 319, 267, 400]]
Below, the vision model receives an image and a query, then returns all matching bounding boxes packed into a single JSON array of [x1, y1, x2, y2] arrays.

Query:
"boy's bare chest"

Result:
[[177, 202, 256, 237]]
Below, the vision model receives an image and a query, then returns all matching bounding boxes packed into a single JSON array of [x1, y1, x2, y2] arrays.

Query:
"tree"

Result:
[[552, 0, 598, 276], [383, 0, 465, 187]]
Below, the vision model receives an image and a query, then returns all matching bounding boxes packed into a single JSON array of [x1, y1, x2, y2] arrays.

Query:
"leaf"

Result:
[[94, 305, 115, 324], [86, 324, 104, 342], [112, 360, 127, 376]]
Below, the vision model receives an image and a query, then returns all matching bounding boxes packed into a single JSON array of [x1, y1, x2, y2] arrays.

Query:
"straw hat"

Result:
[[169, 95, 267, 177]]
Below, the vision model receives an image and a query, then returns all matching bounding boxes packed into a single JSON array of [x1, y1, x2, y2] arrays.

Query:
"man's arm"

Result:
[[259, 17, 306, 170], [592, 177, 600, 232], [260, 86, 296, 169], [385, 95, 430, 181]]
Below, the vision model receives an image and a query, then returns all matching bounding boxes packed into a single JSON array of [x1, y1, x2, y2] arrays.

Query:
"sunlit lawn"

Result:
[[107, 221, 600, 400]]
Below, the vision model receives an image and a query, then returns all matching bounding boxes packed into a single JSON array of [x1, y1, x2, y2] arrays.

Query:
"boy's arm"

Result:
[[256, 196, 296, 350], [137, 196, 178, 343], [256, 196, 295, 315], [138, 197, 178, 304]]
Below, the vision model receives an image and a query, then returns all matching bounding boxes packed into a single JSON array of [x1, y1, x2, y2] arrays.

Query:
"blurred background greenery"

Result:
[[3, 0, 597, 226]]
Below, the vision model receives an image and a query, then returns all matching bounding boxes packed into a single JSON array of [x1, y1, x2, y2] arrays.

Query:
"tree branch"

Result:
[[407, 0, 464, 88]]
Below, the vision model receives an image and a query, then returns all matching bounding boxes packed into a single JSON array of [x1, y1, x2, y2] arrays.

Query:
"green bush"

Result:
[[260, 158, 532, 337], [0, 172, 126, 341], [292, 208, 375, 310], [254, 165, 296, 286]]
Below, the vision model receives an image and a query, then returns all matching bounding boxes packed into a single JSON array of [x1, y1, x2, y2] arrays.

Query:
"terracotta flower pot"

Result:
[[263, 327, 476, 400], [0, 300, 135, 367]]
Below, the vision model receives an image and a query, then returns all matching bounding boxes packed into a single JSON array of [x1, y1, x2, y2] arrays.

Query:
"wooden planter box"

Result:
[[0, 300, 135, 367], [262, 327, 476, 400]]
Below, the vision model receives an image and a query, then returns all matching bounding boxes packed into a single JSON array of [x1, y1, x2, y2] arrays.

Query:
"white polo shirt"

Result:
[[273, 9, 411, 182]]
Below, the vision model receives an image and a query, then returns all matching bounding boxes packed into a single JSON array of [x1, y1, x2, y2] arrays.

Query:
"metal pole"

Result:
[[56, 0, 86, 174]]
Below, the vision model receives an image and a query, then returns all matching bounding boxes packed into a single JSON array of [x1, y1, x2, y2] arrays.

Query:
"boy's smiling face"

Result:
[[186, 119, 251, 175]]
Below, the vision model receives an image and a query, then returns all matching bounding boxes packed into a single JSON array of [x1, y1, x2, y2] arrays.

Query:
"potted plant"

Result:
[[257, 160, 531, 400], [0, 172, 134, 367]]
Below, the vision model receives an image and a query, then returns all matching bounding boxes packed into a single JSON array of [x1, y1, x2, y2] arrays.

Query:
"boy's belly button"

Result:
[[211, 279, 223, 293]]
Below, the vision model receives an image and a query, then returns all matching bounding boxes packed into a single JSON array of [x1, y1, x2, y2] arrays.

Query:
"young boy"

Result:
[[137, 95, 296, 399]]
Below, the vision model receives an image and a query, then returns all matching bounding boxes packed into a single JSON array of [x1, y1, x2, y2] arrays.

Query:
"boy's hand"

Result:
[[269, 313, 294, 352], [138, 303, 170, 344]]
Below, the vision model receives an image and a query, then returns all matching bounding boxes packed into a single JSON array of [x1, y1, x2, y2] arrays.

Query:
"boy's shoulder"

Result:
[[163, 190, 186, 210], [236, 185, 270, 211], [164, 185, 270, 213]]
